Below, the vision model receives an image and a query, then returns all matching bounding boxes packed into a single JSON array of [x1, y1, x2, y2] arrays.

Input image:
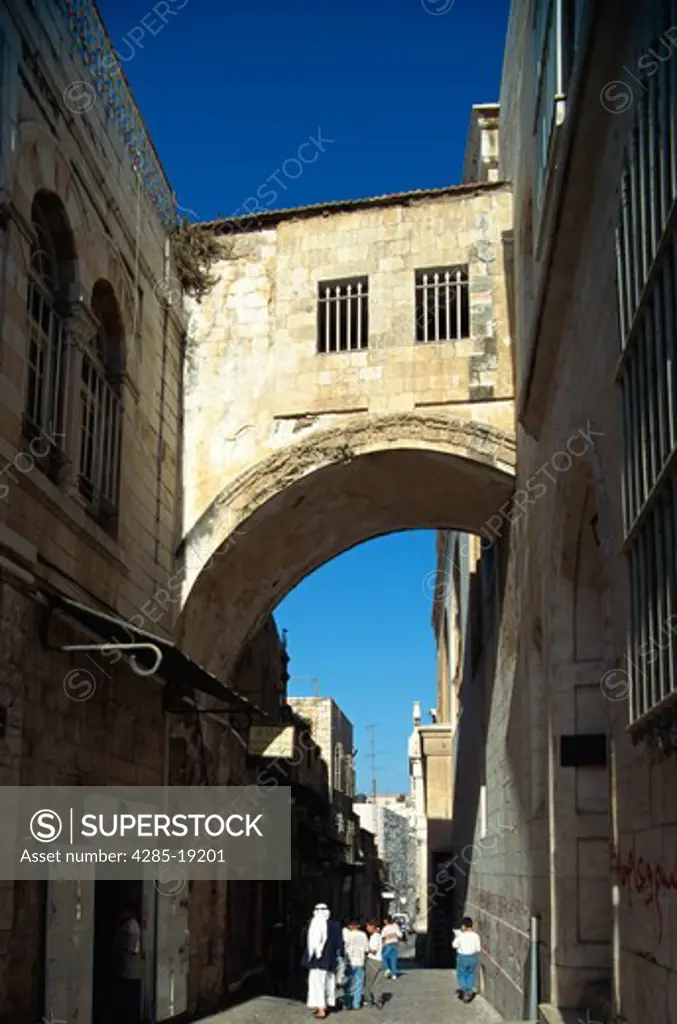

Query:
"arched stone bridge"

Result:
[[174, 183, 516, 681]]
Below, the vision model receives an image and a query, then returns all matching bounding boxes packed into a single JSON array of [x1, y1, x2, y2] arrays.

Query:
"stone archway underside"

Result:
[[176, 413, 515, 684]]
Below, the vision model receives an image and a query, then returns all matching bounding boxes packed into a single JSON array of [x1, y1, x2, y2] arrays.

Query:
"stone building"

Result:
[[286, 696, 360, 916], [445, 2, 677, 1023], [409, 530, 486, 967], [409, 696, 455, 964], [173, 171, 516, 686], [354, 795, 417, 921], [0, 2, 289, 1021]]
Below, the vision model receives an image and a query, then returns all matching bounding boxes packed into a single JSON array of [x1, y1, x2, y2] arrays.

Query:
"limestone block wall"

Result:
[[455, 2, 677, 1021], [183, 185, 514, 537], [0, 580, 167, 1022], [287, 696, 354, 797], [0, 0, 184, 622], [0, 4, 210, 1021]]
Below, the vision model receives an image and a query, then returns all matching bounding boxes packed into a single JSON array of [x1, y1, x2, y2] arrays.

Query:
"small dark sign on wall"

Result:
[[560, 734, 607, 767]]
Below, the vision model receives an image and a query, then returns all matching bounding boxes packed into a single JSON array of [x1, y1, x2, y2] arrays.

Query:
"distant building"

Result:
[[287, 697, 356, 802], [287, 696, 363, 917], [354, 796, 417, 921]]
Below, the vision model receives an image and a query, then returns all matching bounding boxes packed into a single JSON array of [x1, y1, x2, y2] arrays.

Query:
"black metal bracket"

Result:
[[163, 681, 253, 732]]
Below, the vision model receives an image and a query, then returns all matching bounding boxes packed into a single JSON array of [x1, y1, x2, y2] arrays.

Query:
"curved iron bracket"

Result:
[[55, 641, 163, 677]]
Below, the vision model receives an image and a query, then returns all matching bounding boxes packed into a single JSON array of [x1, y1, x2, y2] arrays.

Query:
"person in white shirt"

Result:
[[342, 920, 369, 1009], [452, 916, 482, 1003], [365, 920, 383, 1008], [380, 915, 403, 979]]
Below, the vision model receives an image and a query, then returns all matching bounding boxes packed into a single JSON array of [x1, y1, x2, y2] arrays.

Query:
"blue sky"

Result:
[[279, 532, 438, 795], [97, 0, 510, 791]]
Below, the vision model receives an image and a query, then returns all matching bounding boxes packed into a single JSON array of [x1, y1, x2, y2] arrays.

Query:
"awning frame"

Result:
[[41, 591, 265, 724], [52, 639, 163, 676]]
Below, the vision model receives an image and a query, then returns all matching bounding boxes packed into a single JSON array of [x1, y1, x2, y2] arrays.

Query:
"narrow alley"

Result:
[[1, 0, 676, 1023], [196, 946, 506, 1024]]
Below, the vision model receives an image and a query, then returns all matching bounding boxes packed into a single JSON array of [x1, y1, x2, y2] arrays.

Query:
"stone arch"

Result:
[[12, 122, 92, 245], [174, 412, 515, 684], [90, 279, 126, 377], [84, 230, 137, 325], [28, 189, 78, 291]]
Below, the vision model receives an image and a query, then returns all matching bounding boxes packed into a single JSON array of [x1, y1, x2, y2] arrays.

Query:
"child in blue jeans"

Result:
[[342, 920, 369, 1009], [452, 916, 481, 1003]]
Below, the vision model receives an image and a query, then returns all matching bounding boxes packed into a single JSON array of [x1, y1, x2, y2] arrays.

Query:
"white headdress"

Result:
[[307, 903, 330, 960]]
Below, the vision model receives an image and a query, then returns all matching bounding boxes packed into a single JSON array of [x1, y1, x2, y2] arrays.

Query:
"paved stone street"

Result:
[[196, 951, 506, 1024]]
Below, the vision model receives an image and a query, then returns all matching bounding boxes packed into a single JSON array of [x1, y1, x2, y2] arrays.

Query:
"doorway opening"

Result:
[[92, 879, 144, 1024]]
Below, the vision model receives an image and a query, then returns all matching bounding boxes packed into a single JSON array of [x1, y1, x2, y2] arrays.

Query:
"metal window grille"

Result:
[[333, 743, 343, 790], [616, 32, 677, 726], [415, 266, 469, 343], [533, 0, 560, 215], [25, 278, 70, 458], [532, 0, 588, 217], [78, 334, 122, 517], [317, 277, 368, 353], [343, 754, 354, 797]]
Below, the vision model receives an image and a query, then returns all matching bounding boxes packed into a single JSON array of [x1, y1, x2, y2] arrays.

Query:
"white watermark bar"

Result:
[[0, 787, 291, 881]]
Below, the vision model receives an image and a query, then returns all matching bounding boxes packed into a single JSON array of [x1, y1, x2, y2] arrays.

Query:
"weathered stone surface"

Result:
[[443, 4, 677, 1024], [177, 187, 516, 679]]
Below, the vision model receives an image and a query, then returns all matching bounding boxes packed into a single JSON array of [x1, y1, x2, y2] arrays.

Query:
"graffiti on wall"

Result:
[[468, 889, 531, 989], [610, 842, 677, 944]]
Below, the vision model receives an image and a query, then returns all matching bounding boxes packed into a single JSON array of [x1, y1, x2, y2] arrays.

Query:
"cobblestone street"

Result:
[[196, 951, 507, 1024]]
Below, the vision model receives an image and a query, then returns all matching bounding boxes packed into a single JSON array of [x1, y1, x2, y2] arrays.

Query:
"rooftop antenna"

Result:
[[288, 675, 320, 697], [365, 724, 384, 802]]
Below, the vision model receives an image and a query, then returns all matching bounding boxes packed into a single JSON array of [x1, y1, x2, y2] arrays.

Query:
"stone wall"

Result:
[[0, 580, 167, 1022], [0, 0, 184, 622], [175, 185, 516, 684], [183, 185, 514, 538], [0, 4, 281, 1019], [452, 1, 677, 1021]]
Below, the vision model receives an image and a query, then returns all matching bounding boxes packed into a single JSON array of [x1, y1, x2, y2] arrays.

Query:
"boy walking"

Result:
[[452, 916, 481, 1003], [364, 921, 383, 1008], [381, 915, 402, 979], [342, 920, 369, 1009]]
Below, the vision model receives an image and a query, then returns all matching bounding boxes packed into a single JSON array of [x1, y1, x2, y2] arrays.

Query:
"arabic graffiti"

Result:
[[610, 841, 677, 944]]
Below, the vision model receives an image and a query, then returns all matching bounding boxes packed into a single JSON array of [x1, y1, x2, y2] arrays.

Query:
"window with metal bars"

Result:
[[79, 281, 123, 522], [415, 266, 469, 343], [25, 197, 71, 475], [532, 0, 586, 219], [334, 743, 344, 791], [317, 277, 368, 353], [615, 30, 677, 728]]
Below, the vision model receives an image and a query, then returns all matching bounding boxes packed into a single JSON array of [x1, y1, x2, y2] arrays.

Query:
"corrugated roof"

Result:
[[199, 179, 509, 234]]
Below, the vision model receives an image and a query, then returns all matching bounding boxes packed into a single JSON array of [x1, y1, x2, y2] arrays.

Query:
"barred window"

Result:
[[344, 754, 354, 797], [616, 39, 677, 728], [317, 277, 368, 353], [334, 742, 344, 791], [25, 193, 73, 472], [415, 266, 469, 342], [532, 0, 585, 218], [79, 281, 123, 523]]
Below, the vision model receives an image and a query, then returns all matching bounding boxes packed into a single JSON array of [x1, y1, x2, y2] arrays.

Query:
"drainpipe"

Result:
[[528, 914, 539, 1021]]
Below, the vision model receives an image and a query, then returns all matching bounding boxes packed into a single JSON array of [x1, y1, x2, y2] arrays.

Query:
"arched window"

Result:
[[344, 753, 354, 797], [25, 191, 76, 462], [334, 742, 343, 791], [79, 280, 123, 520]]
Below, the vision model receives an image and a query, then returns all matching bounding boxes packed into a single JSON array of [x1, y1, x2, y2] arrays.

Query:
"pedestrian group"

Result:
[[302, 905, 404, 1015], [301, 903, 482, 1015]]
